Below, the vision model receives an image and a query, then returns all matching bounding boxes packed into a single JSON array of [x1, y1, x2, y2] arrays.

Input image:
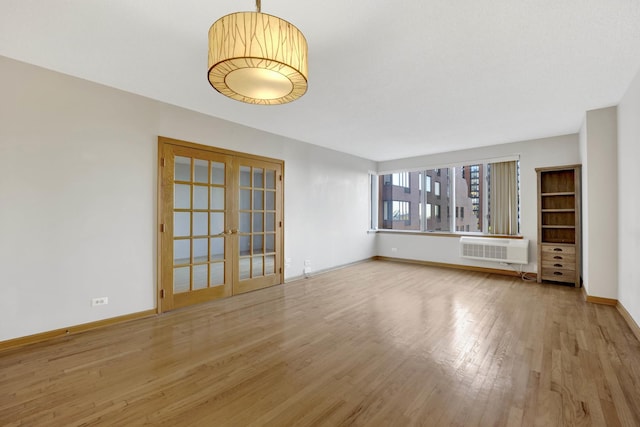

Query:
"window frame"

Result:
[[374, 160, 520, 236]]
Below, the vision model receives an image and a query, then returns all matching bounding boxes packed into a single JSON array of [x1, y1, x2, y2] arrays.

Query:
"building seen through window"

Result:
[[376, 162, 518, 233]]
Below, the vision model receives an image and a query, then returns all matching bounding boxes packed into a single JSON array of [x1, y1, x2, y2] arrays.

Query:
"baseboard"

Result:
[[373, 256, 535, 279], [581, 287, 618, 306], [0, 309, 157, 352], [284, 257, 377, 283], [616, 302, 640, 343], [585, 296, 618, 306], [582, 288, 640, 342]]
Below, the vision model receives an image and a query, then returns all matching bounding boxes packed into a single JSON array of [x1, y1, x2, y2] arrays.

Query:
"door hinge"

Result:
[[161, 158, 166, 167], [160, 289, 165, 298], [279, 175, 282, 181], [279, 267, 282, 274], [160, 224, 165, 232], [279, 221, 282, 228]]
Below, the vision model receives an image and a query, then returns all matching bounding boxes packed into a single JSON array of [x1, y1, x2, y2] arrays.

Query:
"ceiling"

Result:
[[1, 1, 639, 162]]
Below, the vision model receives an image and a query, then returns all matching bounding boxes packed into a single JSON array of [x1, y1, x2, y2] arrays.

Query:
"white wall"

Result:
[[618, 67, 640, 326], [0, 56, 376, 341], [579, 120, 589, 289], [376, 135, 580, 272], [579, 107, 619, 299]]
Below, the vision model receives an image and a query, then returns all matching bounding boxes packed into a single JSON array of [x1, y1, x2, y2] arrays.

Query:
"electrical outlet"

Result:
[[91, 297, 108, 307], [391, 247, 398, 253]]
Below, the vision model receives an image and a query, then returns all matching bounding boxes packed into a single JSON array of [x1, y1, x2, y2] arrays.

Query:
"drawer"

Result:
[[541, 252, 576, 264], [541, 245, 576, 255], [542, 268, 576, 283], [541, 260, 575, 271]]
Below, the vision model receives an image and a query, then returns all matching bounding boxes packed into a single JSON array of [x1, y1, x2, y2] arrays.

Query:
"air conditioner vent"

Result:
[[459, 237, 528, 264]]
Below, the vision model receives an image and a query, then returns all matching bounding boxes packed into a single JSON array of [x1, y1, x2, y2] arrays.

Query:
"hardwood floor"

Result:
[[1, 260, 639, 426]]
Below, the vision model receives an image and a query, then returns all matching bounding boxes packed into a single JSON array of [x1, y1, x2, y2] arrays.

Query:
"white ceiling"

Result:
[[1, 1, 639, 161]]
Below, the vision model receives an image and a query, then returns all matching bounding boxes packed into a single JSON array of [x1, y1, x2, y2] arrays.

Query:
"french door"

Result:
[[158, 137, 283, 312]]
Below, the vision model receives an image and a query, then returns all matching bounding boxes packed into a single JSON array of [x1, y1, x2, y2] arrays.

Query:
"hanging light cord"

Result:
[[256, 0, 261, 13]]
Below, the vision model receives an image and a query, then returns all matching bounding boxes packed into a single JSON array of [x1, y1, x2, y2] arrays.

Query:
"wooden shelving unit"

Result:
[[536, 165, 582, 287]]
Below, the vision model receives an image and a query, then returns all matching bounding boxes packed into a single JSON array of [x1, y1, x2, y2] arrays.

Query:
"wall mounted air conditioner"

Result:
[[459, 237, 529, 264]]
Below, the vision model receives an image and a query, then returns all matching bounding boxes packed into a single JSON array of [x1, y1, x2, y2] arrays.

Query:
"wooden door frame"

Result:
[[157, 136, 285, 314]]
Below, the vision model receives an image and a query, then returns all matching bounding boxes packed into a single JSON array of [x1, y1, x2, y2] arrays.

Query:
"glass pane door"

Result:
[[159, 138, 283, 311], [233, 159, 282, 294], [160, 143, 233, 311]]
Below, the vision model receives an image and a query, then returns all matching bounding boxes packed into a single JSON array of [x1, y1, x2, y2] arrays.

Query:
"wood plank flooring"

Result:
[[1, 260, 639, 426]]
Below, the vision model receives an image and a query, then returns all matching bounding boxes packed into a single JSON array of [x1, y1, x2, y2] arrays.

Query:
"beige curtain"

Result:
[[490, 161, 518, 235]]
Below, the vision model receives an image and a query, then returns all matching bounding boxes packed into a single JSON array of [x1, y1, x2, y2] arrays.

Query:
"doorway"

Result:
[[158, 137, 284, 312]]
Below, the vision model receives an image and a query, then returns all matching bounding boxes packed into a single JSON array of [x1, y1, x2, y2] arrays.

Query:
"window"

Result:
[[382, 201, 389, 221], [456, 164, 482, 232], [392, 172, 409, 188], [425, 169, 451, 231], [375, 161, 519, 234], [393, 201, 410, 221], [382, 200, 411, 223], [378, 172, 420, 230]]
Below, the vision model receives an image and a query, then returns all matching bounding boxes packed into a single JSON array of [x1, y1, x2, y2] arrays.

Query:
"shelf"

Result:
[[541, 192, 575, 197], [539, 169, 577, 193], [537, 165, 581, 287]]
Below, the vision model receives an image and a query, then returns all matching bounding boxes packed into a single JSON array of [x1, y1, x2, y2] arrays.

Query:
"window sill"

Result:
[[372, 230, 523, 239]]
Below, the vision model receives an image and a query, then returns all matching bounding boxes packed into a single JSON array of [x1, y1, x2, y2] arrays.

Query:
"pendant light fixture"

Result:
[[208, 0, 308, 105]]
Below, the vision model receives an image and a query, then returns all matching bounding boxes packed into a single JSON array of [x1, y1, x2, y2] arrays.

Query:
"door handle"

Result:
[[215, 229, 238, 236]]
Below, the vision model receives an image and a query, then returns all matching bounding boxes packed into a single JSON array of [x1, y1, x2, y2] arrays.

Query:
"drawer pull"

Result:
[[553, 271, 563, 276], [553, 256, 563, 260], [554, 263, 563, 267], [553, 248, 563, 252]]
